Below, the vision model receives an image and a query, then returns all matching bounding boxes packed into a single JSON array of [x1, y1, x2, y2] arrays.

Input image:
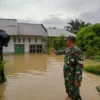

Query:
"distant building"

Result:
[[0, 19, 48, 54], [47, 28, 76, 37]]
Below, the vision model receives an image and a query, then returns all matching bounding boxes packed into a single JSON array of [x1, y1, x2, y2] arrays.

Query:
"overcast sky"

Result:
[[0, 0, 100, 28]]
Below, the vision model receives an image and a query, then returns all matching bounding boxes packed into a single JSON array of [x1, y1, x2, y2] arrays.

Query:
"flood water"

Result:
[[0, 53, 100, 100]]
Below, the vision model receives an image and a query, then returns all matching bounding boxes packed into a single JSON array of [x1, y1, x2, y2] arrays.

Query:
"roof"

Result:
[[47, 28, 76, 37], [0, 19, 48, 36], [0, 19, 18, 35], [18, 23, 48, 36]]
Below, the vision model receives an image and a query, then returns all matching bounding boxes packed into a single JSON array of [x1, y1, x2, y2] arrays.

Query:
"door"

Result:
[[15, 45, 24, 54], [37, 45, 42, 53], [30, 45, 35, 53], [29, 44, 42, 53], [35, 45, 37, 53]]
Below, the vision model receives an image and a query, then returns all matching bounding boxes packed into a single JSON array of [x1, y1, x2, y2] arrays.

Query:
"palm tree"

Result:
[[64, 19, 91, 34]]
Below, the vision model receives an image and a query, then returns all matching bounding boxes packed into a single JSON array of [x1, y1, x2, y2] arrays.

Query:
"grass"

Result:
[[84, 65, 100, 75], [84, 59, 100, 75]]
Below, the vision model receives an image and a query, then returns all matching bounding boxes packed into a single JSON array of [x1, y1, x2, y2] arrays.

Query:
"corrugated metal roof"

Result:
[[18, 23, 48, 36], [0, 19, 48, 36], [0, 19, 18, 35], [47, 28, 76, 37]]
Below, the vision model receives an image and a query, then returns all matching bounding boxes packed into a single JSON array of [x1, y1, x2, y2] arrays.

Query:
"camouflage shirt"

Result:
[[57, 46, 83, 83]]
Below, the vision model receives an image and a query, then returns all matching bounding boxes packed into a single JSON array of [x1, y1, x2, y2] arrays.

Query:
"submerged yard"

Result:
[[0, 53, 100, 100]]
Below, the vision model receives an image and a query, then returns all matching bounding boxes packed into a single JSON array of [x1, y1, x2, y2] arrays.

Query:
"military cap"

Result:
[[65, 35, 76, 42]]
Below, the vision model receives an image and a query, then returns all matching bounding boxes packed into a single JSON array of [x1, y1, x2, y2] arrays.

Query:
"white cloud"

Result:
[[0, 0, 100, 28], [79, 9, 100, 23]]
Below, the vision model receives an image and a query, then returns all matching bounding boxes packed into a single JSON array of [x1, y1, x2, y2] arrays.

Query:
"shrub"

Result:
[[0, 59, 8, 71], [85, 46, 100, 59], [76, 23, 100, 58], [94, 56, 100, 62], [84, 65, 100, 75], [54, 35, 66, 50]]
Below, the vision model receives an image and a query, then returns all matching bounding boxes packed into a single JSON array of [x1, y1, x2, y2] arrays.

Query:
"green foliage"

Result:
[[65, 19, 91, 34], [85, 46, 100, 59], [92, 23, 100, 36], [54, 35, 66, 50], [48, 35, 66, 50], [94, 56, 100, 62], [84, 65, 100, 75], [0, 59, 8, 71], [48, 37, 56, 48], [76, 23, 100, 59]]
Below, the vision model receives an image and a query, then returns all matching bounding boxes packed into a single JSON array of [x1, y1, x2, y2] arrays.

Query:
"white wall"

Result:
[[24, 36, 45, 53], [3, 36, 46, 54], [3, 36, 14, 54]]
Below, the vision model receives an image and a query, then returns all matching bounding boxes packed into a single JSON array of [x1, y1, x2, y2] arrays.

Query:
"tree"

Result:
[[54, 35, 66, 50], [64, 19, 91, 34], [76, 23, 100, 58]]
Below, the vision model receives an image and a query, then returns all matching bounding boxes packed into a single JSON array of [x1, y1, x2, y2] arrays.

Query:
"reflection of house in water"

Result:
[[4, 54, 48, 75], [0, 19, 48, 54]]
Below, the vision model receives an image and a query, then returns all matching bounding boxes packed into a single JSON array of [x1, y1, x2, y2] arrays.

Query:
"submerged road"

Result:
[[0, 54, 100, 100]]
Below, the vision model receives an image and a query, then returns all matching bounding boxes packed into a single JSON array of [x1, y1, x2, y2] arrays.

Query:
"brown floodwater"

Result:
[[0, 53, 100, 100]]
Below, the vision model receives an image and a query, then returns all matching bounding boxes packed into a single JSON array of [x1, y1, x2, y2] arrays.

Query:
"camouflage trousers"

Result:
[[64, 74, 82, 100]]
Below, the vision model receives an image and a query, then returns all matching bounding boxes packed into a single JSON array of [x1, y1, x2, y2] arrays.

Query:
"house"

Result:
[[47, 28, 76, 37], [0, 19, 48, 54]]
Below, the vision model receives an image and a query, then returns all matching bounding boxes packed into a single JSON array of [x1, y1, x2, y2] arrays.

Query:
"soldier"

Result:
[[54, 36, 83, 100]]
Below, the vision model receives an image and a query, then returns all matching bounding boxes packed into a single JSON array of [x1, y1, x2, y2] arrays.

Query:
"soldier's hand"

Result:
[[75, 82, 81, 88]]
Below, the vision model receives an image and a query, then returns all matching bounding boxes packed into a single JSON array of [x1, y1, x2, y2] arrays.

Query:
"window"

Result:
[[14, 37, 16, 43], [23, 38, 25, 43], [41, 38, 43, 43], [18, 38, 20, 43], [30, 45, 35, 53], [35, 38, 37, 43], [29, 38, 31, 43]]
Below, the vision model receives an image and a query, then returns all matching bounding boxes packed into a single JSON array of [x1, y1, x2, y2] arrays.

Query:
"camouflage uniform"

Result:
[[56, 46, 83, 100]]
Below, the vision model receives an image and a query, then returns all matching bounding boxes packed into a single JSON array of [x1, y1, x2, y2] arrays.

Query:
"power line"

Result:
[[90, 10, 100, 22]]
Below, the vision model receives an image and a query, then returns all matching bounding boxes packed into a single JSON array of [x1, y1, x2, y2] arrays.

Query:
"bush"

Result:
[[94, 56, 100, 62], [84, 65, 100, 75], [85, 46, 100, 59], [54, 35, 66, 50], [48, 37, 56, 48], [76, 23, 100, 58], [0, 59, 8, 71]]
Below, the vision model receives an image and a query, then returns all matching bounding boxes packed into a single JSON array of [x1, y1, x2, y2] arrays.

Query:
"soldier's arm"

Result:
[[55, 49, 66, 55], [75, 51, 83, 83]]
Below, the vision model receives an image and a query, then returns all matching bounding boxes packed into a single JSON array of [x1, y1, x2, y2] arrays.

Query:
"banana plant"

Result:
[[0, 59, 8, 71]]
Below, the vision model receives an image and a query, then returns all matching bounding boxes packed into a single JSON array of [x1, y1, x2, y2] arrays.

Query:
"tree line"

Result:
[[49, 19, 100, 60]]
